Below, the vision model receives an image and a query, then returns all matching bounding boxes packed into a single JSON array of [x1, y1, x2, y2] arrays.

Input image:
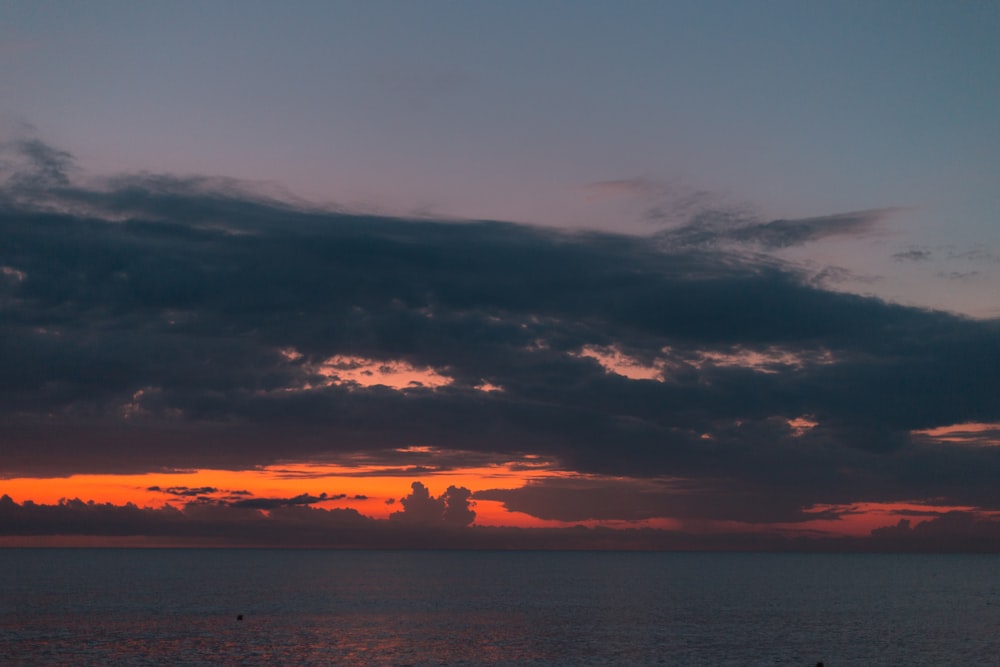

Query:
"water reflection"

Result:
[[2, 550, 999, 665]]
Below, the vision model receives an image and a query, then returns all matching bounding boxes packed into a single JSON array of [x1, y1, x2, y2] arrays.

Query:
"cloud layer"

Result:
[[2, 139, 1000, 539], [4, 493, 1000, 552]]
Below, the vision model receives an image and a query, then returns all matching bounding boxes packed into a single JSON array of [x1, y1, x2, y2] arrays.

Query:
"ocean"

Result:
[[0, 549, 997, 666]]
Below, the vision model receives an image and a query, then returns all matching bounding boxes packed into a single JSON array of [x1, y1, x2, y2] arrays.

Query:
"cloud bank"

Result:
[[3, 493, 1000, 552], [2, 139, 1000, 544]]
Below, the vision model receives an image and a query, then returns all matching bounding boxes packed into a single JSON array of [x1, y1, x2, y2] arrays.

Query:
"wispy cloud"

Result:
[[660, 208, 898, 250], [230, 493, 338, 510], [949, 249, 1000, 264], [0, 137, 76, 190], [938, 270, 981, 282], [893, 249, 933, 262]]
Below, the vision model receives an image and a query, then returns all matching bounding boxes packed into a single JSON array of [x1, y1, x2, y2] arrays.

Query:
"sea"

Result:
[[0, 549, 998, 666]]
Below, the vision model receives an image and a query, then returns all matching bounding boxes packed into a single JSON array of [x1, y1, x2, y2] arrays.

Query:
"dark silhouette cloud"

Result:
[[148, 486, 220, 497], [390, 482, 476, 526], [391, 482, 445, 524], [441, 486, 476, 525], [865, 512, 1000, 552], [2, 139, 1000, 534], [3, 493, 998, 551], [475, 477, 842, 524], [230, 493, 336, 510]]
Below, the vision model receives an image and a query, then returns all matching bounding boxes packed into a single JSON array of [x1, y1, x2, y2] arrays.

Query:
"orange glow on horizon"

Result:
[[1, 456, 989, 538], [0, 455, 577, 527], [794, 501, 993, 537]]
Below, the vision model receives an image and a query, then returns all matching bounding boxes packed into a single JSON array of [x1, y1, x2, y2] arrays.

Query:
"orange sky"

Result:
[[0, 455, 569, 528], [2, 455, 981, 538]]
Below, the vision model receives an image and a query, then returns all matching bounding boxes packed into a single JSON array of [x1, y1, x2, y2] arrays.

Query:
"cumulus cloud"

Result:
[[1, 139, 1000, 535], [390, 482, 476, 526]]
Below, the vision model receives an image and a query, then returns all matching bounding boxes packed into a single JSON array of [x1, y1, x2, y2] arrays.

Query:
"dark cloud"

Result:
[[865, 512, 1000, 552], [0, 492, 489, 549], [475, 477, 839, 524], [2, 140, 1000, 533], [276, 448, 551, 477], [147, 486, 220, 497], [230, 493, 337, 510], [390, 482, 476, 526], [806, 265, 881, 288], [4, 493, 998, 551], [0, 493, 376, 547]]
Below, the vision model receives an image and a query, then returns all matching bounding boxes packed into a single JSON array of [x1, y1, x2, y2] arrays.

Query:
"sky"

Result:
[[1, 1, 999, 550]]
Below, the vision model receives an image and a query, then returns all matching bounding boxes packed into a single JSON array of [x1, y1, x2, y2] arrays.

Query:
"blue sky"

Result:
[[2, 1, 997, 317]]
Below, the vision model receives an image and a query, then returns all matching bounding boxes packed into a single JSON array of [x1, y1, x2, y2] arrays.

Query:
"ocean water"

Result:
[[0, 549, 998, 666]]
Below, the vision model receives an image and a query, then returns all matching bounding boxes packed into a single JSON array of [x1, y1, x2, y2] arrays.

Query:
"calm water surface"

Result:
[[1, 549, 998, 665]]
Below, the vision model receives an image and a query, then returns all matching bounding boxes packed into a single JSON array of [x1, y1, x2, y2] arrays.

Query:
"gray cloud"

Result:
[[147, 486, 221, 498], [2, 140, 1000, 531], [660, 208, 896, 250], [938, 270, 981, 281], [893, 249, 932, 262], [0, 137, 75, 190], [949, 249, 1000, 264]]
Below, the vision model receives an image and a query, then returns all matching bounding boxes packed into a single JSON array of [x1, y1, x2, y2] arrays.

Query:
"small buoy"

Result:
[[237, 614, 244, 621]]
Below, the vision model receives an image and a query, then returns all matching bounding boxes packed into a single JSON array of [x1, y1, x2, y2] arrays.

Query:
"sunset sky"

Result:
[[1, 1, 999, 550]]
